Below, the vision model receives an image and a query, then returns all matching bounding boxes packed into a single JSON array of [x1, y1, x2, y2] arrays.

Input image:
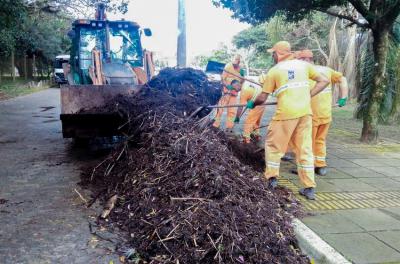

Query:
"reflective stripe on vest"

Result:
[[273, 81, 310, 97]]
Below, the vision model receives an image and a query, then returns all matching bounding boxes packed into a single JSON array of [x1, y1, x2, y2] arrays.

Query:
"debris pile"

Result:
[[84, 68, 308, 263], [147, 67, 221, 117]]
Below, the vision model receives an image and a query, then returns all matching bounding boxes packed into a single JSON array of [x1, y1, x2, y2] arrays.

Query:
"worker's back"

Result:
[[264, 59, 315, 120], [311, 65, 342, 122]]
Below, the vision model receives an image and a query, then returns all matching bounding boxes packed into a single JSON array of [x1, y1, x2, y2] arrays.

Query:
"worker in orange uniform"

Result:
[[235, 80, 264, 143], [213, 55, 245, 131], [296, 49, 348, 176], [246, 41, 329, 200]]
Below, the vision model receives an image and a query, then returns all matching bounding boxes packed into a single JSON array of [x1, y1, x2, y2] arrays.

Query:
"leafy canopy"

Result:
[[232, 24, 269, 52], [28, 0, 129, 16], [212, 0, 346, 24], [192, 44, 234, 68], [213, 0, 400, 29]]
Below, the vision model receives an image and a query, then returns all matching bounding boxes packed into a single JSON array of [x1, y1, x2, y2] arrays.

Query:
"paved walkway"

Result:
[[279, 131, 400, 264], [221, 102, 400, 264]]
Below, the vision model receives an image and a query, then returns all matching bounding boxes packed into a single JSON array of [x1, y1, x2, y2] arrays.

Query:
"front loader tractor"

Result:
[[60, 3, 154, 138]]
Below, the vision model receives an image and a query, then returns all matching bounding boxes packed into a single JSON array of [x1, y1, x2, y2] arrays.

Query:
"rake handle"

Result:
[[223, 70, 262, 87], [208, 102, 277, 109]]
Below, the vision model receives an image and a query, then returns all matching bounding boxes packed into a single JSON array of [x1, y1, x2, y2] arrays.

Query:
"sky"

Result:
[[109, 0, 249, 65]]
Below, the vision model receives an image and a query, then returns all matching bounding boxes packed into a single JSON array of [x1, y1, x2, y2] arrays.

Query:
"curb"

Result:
[[293, 219, 351, 264]]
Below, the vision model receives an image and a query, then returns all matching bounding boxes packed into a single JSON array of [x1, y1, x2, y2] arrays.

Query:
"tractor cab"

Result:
[[68, 19, 152, 85]]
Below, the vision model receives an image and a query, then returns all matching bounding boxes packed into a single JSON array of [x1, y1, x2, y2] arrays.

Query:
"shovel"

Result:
[[205, 60, 262, 87]]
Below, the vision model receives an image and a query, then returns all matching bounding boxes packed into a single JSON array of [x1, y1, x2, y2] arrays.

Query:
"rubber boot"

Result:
[[268, 177, 278, 189], [281, 152, 294, 161], [299, 188, 316, 200], [315, 167, 327, 176]]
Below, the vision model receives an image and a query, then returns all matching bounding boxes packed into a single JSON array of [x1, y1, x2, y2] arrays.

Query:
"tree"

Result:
[[213, 0, 400, 143], [27, 0, 129, 17], [356, 25, 400, 125], [0, 0, 26, 56], [232, 13, 334, 69], [1, 0, 128, 78], [192, 44, 234, 68], [233, 23, 269, 53], [232, 23, 273, 69]]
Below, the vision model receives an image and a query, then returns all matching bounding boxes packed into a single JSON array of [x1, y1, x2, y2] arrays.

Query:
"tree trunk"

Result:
[[11, 50, 15, 81], [27, 58, 33, 79], [24, 56, 27, 80], [32, 55, 36, 80], [360, 27, 390, 143], [15, 58, 25, 79], [16, 56, 34, 79]]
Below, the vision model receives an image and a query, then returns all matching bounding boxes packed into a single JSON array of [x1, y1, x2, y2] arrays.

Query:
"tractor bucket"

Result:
[[60, 85, 139, 138]]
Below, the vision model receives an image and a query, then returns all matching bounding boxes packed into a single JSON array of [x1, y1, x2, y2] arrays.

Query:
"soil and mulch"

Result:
[[81, 68, 308, 263]]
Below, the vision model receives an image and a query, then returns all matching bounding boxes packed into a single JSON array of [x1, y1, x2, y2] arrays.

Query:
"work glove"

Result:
[[338, 97, 348, 107], [240, 68, 246, 77], [246, 100, 255, 109], [234, 117, 240, 123], [226, 85, 234, 91]]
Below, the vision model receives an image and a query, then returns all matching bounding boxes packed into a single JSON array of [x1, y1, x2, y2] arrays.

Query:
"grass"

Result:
[[0, 76, 52, 100], [329, 103, 400, 153]]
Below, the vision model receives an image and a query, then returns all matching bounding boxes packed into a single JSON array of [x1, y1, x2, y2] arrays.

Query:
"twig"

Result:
[[166, 224, 181, 238], [117, 119, 132, 130], [170, 197, 212, 202], [207, 234, 218, 250], [155, 230, 173, 255], [308, 35, 329, 62], [158, 236, 176, 242], [90, 158, 111, 181], [105, 164, 116, 177], [101, 194, 118, 219], [116, 145, 127, 161], [74, 188, 88, 204], [193, 235, 198, 247]]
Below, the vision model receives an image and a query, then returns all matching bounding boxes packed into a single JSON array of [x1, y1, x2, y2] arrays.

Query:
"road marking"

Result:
[[278, 177, 400, 211], [299, 191, 400, 211]]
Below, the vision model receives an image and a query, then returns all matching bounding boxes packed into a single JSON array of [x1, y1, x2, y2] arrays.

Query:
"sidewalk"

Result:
[[216, 104, 400, 263], [280, 130, 400, 264]]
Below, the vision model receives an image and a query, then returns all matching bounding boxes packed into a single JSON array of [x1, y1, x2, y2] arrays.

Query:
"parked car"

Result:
[[53, 55, 70, 86]]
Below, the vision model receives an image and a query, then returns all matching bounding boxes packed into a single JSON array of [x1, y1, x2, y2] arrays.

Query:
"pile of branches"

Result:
[[84, 68, 308, 263], [147, 67, 221, 116]]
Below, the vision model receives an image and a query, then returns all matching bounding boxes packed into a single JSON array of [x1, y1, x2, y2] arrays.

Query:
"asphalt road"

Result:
[[0, 89, 118, 263]]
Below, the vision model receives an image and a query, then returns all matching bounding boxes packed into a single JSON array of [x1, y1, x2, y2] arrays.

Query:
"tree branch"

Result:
[[384, 0, 400, 25], [348, 0, 370, 18], [308, 35, 329, 63], [317, 8, 370, 28]]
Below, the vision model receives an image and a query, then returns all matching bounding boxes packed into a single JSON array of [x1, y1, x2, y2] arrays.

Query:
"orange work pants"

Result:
[[243, 105, 265, 142], [213, 94, 237, 129], [312, 122, 330, 167], [265, 115, 316, 188]]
